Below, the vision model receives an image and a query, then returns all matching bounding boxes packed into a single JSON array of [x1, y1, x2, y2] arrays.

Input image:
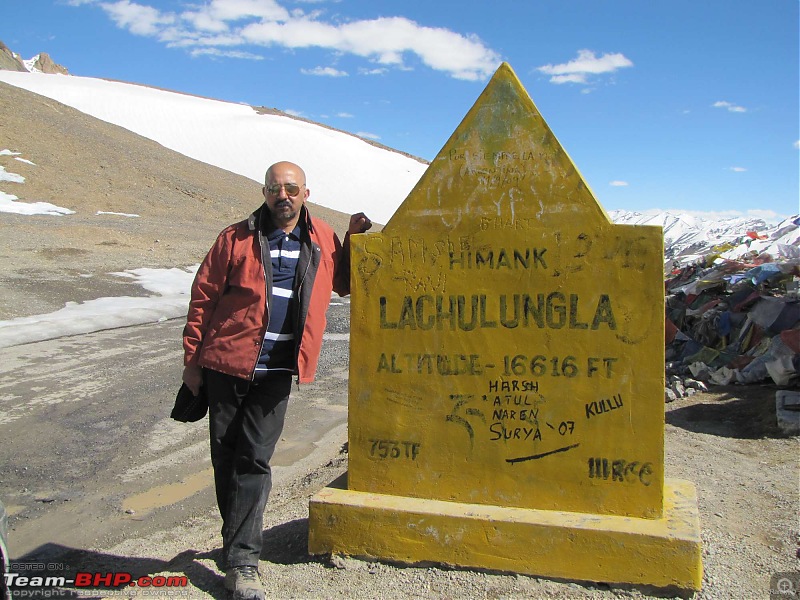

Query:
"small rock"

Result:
[[665, 388, 678, 403], [685, 379, 708, 392], [329, 554, 347, 570]]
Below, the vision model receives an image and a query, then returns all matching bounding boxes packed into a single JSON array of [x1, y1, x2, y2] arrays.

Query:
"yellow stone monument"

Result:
[[309, 63, 702, 591]]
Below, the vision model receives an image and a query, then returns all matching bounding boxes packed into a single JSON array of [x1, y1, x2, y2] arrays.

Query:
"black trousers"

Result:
[[205, 369, 292, 568]]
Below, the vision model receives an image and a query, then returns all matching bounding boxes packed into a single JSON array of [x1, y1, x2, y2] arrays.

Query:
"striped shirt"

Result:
[[255, 225, 300, 377]]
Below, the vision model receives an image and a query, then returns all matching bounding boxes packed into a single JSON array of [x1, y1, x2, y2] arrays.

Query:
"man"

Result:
[[182, 161, 371, 600]]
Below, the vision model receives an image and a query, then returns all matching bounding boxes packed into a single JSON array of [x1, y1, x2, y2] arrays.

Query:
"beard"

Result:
[[268, 200, 298, 225]]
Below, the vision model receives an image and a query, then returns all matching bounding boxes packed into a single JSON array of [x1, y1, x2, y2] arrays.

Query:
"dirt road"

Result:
[[0, 299, 351, 561]]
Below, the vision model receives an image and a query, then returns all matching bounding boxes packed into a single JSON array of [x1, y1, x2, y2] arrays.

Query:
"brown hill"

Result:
[[29, 52, 70, 75], [0, 81, 353, 320], [0, 40, 26, 72]]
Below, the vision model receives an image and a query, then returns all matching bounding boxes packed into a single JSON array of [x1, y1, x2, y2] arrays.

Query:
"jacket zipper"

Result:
[[251, 225, 272, 381], [293, 243, 316, 385]]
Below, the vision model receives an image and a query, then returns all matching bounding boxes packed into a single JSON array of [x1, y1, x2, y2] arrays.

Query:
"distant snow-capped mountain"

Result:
[[609, 209, 799, 267]]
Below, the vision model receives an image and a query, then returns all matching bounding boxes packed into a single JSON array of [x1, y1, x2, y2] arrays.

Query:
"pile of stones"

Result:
[[665, 362, 709, 403]]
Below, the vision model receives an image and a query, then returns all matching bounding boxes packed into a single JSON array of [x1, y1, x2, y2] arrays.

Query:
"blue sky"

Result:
[[2, 0, 798, 221]]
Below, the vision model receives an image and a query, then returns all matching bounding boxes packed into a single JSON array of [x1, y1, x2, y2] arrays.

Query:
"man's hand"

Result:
[[182, 364, 203, 396], [348, 212, 372, 235]]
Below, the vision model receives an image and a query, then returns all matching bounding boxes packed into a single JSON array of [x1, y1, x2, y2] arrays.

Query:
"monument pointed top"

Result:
[[386, 61, 610, 232]]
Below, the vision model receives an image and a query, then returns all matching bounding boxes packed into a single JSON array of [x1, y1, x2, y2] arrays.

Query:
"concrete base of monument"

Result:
[[308, 474, 703, 591]]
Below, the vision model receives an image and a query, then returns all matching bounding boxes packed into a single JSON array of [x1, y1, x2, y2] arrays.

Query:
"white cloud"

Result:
[[190, 47, 263, 60], [78, 1, 500, 80], [336, 112, 354, 118], [357, 131, 381, 140], [242, 16, 500, 80], [609, 180, 628, 187], [181, 0, 290, 33], [204, 0, 289, 22], [170, 32, 246, 48], [301, 66, 348, 77], [99, 0, 177, 36], [550, 73, 587, 85], [745, 209, 784, 221], [712, 101, 746, 113], [728, 166, 747, 172], [794, 140, 800, 149], [538, 49, 633, 85], [359, 67, 388, 76], [181, 10, 229, 33]]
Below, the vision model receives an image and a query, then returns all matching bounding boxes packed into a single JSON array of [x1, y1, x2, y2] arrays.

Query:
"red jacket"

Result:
[[183, 205, 350, 383]]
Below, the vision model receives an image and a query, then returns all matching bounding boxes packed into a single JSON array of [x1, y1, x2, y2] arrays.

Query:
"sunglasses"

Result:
[[266, 183, 305, 196]]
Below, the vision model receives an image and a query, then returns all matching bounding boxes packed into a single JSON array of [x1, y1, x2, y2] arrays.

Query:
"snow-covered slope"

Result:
[[0, 70, 428, 225]]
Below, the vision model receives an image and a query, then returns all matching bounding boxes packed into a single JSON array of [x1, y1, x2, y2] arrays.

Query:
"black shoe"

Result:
[[224, 565, 264, 600]]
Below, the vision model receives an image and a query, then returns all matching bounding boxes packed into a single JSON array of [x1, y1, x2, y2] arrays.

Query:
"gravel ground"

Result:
[[55, 382, 795, 600]]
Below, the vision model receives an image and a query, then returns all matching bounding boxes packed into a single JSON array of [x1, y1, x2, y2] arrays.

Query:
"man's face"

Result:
[[262, 163, 308, 227]]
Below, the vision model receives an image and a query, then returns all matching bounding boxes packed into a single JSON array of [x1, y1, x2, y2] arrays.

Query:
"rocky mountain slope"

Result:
[[0, 40, 68, 74], [0, 41, 26, 72]]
